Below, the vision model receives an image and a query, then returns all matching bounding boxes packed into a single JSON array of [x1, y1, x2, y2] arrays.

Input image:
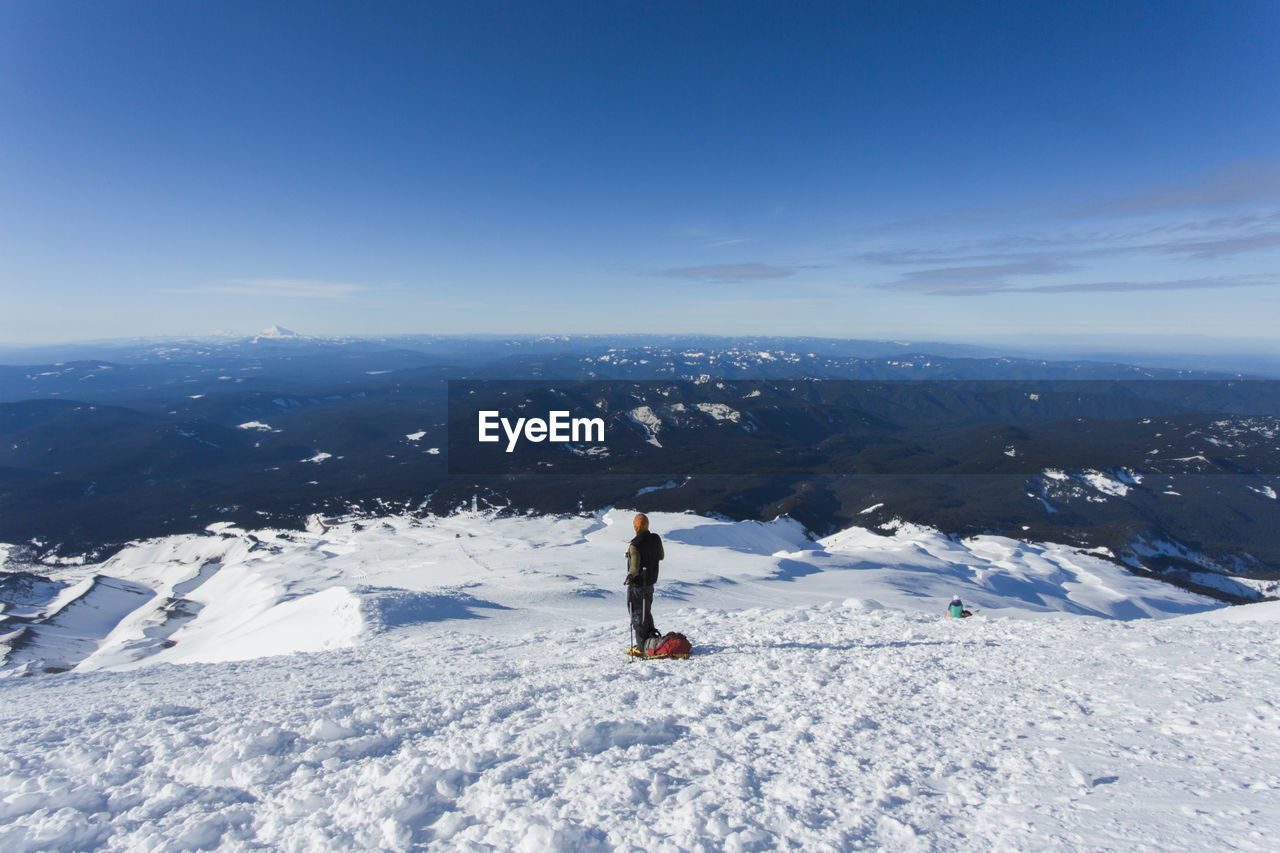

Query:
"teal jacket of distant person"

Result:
[[948, 600, 966, 618]]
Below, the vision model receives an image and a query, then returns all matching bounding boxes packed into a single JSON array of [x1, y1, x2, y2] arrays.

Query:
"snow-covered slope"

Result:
[[2, 511, 1278, 850], [2, 510, 1214, 676]]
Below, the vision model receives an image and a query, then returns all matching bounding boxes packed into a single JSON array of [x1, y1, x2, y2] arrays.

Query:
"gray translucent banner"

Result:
[[447, 379, 1280, 477]]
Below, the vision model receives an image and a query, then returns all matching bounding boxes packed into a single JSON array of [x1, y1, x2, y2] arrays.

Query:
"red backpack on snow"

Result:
[[646, 632, 692, 659]]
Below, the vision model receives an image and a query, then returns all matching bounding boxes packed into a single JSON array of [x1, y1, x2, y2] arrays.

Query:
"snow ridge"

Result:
[[2, 510, 1219, 679]]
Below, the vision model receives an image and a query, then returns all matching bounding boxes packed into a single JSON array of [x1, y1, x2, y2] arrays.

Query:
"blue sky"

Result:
[[2, 1, 1278, 346]]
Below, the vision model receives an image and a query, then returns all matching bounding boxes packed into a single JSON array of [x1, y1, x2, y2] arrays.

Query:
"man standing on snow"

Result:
[[625, 513, 664, 653]]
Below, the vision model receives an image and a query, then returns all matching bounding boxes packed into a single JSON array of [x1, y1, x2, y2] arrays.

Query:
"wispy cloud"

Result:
[[161, 279, 367, 299], [658, 263, 796, 282], [671, 222, 761, 250], [703, 236, 753, 249], [846, 160, 1280, 307], [1080, 160, 1280, 216], [875, 260, 1075, 295], [1012, 275, 1276, 294], [1151, 231, 1280, 260], [861, 218, 1280, 269], [875, 267, 1275, 297], [855, 163, 1280, 274]]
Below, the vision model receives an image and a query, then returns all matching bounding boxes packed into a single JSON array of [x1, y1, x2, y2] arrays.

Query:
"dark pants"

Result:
[[627, 583, 655, 647]]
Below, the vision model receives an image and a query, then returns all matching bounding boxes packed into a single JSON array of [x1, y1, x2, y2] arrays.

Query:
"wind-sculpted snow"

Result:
[[3, 575, 156, 674], [1, 511, 1222, 678], [2, 601, 1279, 850]]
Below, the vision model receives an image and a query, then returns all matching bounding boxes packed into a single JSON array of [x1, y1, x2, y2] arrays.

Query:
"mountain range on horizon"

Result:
[[1, 332, 1278, 609], [3, 327, 1280, 379]]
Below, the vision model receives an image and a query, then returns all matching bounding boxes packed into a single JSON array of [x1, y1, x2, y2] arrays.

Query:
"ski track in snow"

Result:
[[1, 511, 1278, 850]]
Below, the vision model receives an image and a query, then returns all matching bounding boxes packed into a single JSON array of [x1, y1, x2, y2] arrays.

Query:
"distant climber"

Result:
[[625, 513, 664, 653], [946, 595, 972, 618]]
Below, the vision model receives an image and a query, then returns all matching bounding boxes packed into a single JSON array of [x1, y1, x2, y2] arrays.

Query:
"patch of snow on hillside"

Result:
[[237, 421, 276, 432], [302, 452, 332, 464], [1220, 576, 1280, 601], [405, 431, 426, 441], [566, 445, 610, 458], [1171, 454, 1212, 466], [1249, 485, 1277, 499], [1080, 469, 1132, 497], [694, 402, 742, 423], [626, 406, 663, 447], [634, 479, 683, 497]]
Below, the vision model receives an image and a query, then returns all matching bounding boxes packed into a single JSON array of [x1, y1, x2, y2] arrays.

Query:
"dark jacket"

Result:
[[627, 531, 664, 586]]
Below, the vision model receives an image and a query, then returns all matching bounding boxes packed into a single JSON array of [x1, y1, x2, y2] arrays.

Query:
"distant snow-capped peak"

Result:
[[253, 325, 299, 341]]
